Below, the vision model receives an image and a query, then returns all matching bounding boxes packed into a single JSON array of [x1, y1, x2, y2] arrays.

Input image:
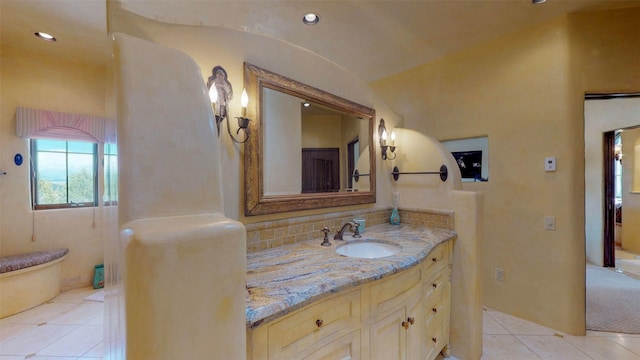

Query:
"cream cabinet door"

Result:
[[370, 306, 406, 360], [405, 289, 425, 360], [370, 287, 424, 360]]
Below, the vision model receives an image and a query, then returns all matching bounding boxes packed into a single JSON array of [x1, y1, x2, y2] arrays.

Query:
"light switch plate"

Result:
[[545, 157, 556, 171]]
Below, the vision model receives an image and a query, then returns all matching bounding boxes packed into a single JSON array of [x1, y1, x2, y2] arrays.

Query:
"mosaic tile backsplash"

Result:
[[245, 207, 454, 253]]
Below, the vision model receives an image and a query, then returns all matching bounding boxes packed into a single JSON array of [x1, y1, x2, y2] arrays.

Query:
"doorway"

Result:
[[584, 94, 640, 334], [584, 94, 640, 266]]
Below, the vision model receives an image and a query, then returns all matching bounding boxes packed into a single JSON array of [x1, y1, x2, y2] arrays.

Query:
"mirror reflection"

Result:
[[262, 87, 370, 196], [243, 62, 376, 216]]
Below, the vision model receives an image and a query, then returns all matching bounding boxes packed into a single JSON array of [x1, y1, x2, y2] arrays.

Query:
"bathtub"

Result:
[[0, 248, 68, 318]]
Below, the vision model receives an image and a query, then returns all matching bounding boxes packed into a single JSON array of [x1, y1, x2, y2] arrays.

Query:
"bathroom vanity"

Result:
[[245, 224, 455, 360]]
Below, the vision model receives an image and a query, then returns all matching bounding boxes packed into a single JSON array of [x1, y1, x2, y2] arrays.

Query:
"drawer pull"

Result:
[[432, 283, 438, 288], [432, 307, 438, 313], [432, 257, 437, 262], [316, 319, 323, 328], [407, 317, 415, 325], [432, 337, 438, 343], [402, 321, 410, 329]]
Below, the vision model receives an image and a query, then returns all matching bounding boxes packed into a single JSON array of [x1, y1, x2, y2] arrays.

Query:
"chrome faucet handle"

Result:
[[320, 227, 332, 246]]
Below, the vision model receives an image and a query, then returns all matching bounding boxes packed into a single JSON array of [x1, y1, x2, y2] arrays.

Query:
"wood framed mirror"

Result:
[[243, 63, 376, 216]]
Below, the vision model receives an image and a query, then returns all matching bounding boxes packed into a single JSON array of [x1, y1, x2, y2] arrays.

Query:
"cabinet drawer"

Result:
[[370, 266, 422, 319], [298, 329, 361, 360], [267, 289, 361, 359], [424, 317, 449, 360], [424, 243, 449, 274], [424, 268, 447, 300], [424, 284, 449, 330]]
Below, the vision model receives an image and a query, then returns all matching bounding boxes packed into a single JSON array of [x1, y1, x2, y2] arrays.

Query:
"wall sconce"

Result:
[[207, 65, 251, 144], [378, 118, 397, 160]]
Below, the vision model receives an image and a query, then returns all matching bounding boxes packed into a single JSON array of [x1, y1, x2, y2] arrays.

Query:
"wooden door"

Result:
[[302, 148, 340, 193], [603, 131, 615, 267]]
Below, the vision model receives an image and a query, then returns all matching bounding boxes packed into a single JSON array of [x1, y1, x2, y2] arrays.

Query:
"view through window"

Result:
[[31, 139, 98, 209]]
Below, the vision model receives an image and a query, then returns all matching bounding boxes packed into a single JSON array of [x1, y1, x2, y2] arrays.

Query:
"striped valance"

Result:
[[16, 107, 107, 143]]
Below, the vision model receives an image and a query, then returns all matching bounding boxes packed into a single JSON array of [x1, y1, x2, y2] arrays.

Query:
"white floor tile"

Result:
[[0, 324, 77, 356], [481, 334, 541, 359], [483, 311, 510, 335], [37, 325, 102, 357], [82, 341, 104, 357], [564, 334, 640, 360], [0, 302, 78, 325], [609, 336, 640, 356], [0, 323, 35, 342], [52, 287, 98, 303], [587, 330, 640, 338], [485, 310, 556, 336], [516, 335, 591, 360], [48, 303, 103, 325]]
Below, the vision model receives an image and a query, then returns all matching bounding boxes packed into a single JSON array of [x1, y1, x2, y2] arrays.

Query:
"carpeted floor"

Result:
[[586, 264, 640, 334]]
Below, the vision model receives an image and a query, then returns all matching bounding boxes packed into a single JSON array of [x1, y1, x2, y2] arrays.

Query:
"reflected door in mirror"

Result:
[[302, 148, 340, 193]]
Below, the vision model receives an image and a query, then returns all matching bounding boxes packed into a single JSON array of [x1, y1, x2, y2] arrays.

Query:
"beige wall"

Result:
[[108, 8, 400, 223], [0, 45, 107, 289], [371, 8, 640, 335], [264, 88, 302, 195]]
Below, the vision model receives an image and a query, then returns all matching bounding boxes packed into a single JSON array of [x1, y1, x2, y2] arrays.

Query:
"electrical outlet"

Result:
[[544, 216, 556, 231], [392, 192, 400, 207], [545, 156, 557, 171], [495, 268, 504, 282]]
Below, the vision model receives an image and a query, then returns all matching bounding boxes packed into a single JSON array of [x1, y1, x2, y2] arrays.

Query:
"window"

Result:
[[31, 139, 98, 209], [103, 142, 118, 206]]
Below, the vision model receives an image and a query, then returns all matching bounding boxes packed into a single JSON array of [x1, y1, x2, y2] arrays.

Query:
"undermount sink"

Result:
[[335, 240, 402, 259]]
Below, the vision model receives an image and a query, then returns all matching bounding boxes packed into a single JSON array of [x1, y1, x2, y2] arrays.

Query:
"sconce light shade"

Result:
[[378, 118, 397, 160], [241, 88, 249, 108], [207, 65, 251, 143], [209, 85, 218, 103]]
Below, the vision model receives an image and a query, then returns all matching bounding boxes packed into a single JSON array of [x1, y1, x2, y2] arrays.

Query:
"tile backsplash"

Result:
[[245, 207, 454, 253]]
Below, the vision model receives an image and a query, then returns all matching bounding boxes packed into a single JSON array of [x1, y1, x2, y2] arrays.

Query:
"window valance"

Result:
[[16, 107, 108, 143]]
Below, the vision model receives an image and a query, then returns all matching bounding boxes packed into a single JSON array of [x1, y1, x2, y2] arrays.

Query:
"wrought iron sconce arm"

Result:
[[378, 118, 397, 160]]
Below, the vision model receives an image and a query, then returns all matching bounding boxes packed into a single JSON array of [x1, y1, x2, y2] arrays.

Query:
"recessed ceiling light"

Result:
[[34, 32, 56, 42], [302, 13, 320, 25]]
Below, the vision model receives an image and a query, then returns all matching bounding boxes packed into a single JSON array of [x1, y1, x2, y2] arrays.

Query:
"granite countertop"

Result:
[[245, 223, 457, 328]]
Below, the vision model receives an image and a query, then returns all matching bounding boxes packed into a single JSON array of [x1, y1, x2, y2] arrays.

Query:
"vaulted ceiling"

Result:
[[1, 0, 638, 82]]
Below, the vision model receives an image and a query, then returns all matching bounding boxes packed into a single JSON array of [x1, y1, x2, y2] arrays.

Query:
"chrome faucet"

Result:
[[334, 221, 360, 240]]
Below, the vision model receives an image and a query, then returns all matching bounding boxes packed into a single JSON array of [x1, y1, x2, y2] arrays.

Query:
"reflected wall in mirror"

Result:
[[244, 63, 376, 216]]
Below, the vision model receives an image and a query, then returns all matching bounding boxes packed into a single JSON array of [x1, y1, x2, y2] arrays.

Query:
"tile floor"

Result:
[[480, 307, 640, 360], [0, 287, 103, 359], [616, 248, 640, 280], [2, 287, 640, 359]]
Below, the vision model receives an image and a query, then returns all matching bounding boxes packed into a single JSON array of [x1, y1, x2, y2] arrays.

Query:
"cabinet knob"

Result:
[[402, 321, 410, 329], [432, 283, 438, 288], [432, 257, 437, 263], [432, 307, 438, 313], [316, 319, 323, 328], [432, 337, 438, 343], [407, 317, 415, 325]]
